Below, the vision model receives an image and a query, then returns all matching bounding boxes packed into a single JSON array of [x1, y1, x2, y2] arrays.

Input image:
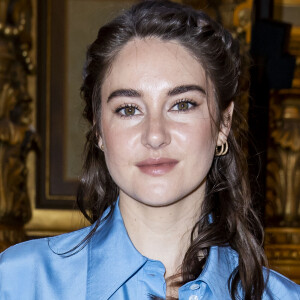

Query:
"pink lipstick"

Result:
[[136, 158, 179, 176]]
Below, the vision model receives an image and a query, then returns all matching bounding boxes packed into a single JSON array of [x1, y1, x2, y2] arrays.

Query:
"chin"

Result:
[[133, 190, 187, 208], [139, 199, 175, 208]]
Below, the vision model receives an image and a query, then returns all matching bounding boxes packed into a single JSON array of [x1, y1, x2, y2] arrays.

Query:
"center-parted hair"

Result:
[[78, 1, 267, 299]]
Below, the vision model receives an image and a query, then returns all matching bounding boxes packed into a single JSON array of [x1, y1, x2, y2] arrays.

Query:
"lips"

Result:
[[135, 158, 179, 176]]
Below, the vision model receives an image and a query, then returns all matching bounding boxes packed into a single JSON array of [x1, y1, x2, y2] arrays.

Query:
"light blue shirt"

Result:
[[0, 200, 299, 299]]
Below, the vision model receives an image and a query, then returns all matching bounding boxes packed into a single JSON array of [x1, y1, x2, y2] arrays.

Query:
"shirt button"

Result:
[[190, 283, 200, 290], [189, 295, 198, 300]]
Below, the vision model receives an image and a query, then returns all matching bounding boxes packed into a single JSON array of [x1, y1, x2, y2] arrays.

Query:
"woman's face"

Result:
[[100, 38, 218, 207]]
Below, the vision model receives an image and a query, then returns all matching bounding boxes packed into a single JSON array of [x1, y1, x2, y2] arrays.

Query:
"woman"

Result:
[[0, 1, 299, 299]]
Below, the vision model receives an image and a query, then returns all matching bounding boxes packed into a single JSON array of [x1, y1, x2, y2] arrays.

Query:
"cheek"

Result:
[[173, 119, 216, 151], [102, 122, 138, 167], [186, 124, 216, 177]]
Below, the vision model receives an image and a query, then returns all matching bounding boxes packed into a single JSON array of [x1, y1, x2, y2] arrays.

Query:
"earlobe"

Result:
[[98, 136, 104, 151], [94, 122, 104, 150], [216, 101, 234, 146]]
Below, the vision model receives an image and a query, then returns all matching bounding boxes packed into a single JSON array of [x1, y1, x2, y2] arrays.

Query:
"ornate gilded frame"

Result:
[[36, 0, 77, 209]]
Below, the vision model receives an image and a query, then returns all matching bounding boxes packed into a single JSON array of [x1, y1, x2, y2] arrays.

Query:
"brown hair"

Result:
[[78, 1, 267, 299]]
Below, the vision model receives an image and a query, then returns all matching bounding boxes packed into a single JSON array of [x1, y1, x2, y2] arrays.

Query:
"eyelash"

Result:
[[171, 99, 198, 112], [114, 99, 198, 118], [115, 104, 141, 118]]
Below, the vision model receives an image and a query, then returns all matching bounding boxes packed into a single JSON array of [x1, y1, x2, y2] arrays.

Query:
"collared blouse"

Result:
[[0, 201, 299, 300]]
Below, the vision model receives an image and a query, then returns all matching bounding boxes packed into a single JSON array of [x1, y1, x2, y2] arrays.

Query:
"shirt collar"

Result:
[[80, 198, 238, 299], [87, 198, 147, 300], [196, 245, 239, 299]]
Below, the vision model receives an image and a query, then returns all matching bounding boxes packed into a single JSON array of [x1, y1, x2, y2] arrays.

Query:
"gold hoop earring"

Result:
[[215, 141, 228, 156], [100, 144, 104, 151]]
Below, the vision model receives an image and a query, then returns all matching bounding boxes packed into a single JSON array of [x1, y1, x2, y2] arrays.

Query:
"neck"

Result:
[[119, 190, 204, 278]]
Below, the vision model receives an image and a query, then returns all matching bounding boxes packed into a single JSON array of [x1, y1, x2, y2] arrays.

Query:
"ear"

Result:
[[98, 136, 103, 148], [97, 130, 105, 149], [216, 101, 234, 146], [93, 120, 103, 147]]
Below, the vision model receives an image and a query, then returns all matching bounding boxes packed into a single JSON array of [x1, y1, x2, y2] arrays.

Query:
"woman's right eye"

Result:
[[115, 104, 142, 118]]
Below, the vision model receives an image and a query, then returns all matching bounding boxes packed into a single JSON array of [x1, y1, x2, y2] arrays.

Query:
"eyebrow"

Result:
[[106, 84, 206, 102], [107, 89, 141, 102], [167, 85, 206, 96]]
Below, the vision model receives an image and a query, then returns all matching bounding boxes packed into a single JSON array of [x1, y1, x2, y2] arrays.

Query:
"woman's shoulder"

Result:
[[0, 209, 113, 269], [223, 247, 300, 299], [0, 224, 93, 267], [264, 268, 300, 299], [1, 236, 48, 267], [0, 225, 96, 299]]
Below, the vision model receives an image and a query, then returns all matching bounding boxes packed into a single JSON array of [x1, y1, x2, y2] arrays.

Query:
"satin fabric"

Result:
[[0, 200, 299, 300]]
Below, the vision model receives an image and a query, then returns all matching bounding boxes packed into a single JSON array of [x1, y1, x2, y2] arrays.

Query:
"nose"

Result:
[[141, 114, 171, 149]]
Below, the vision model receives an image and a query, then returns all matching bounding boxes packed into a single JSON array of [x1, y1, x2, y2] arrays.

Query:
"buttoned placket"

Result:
[[139, 259, 166, 299]]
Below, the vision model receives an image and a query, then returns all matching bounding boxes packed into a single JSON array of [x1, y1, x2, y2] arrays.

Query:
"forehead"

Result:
[[102, 38, 208, 95]]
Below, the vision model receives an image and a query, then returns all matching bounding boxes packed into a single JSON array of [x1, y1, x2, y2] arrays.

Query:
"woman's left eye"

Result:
[[171, 100, 197, 112], [115, 104, 142, 118]]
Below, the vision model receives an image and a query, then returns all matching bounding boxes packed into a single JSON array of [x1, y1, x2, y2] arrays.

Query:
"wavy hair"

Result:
[[78, 1, 267, 299]]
